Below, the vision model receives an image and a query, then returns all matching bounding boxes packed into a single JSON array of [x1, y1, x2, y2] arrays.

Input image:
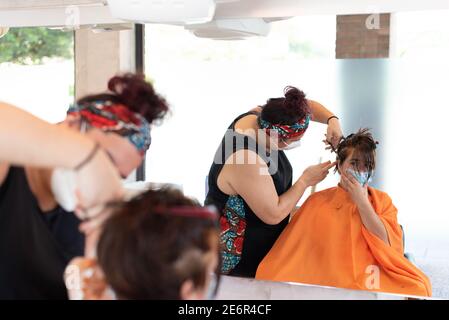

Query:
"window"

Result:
[[335, 10, 449, 297], [0, 27, 75, 123], [143, 10, 449, 298], [144, 15, 338, 203], [384, 10, 449, 263]]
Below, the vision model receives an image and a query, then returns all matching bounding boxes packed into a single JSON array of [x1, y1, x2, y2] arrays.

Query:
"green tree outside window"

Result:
[[0, 27, 73, 65]]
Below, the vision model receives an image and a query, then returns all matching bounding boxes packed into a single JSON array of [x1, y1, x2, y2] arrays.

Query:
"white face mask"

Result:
[[51, 168, 78, 212]]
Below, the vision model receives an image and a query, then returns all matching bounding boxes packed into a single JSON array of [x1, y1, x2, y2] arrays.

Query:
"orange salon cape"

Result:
[[256, 186, 432, 297]]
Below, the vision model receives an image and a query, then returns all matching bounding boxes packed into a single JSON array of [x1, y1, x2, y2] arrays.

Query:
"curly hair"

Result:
[[335, 128, 379, 177], [260, 86, 311, 125], [77, 73, 169, 124]]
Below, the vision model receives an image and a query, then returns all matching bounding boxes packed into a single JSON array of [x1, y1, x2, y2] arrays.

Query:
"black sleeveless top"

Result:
[[205, 111, 293, 278], [0, 167, 84, 299]]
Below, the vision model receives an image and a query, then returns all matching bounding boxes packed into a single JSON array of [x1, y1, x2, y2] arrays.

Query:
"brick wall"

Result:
[[336, 14, 390, 59]]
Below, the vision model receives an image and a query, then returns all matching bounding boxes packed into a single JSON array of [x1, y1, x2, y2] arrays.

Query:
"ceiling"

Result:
[[0, 0, 448, 28], [0, 0, 105, 10], [214, 0, 449, 18]]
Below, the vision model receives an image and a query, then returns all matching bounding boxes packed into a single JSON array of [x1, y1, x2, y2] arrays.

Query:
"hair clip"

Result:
[[153, 206, 219, 220]]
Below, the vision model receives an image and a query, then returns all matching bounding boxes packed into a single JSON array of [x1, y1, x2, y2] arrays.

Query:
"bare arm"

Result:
[[357, 198, 390, 245], [307, 99, 335, 123], [0, 102, 123, 211], [0, 102, 95, 169], [251, 99, 343, 149], [253, 100, 334, 123], [341, 171, 389, 245], [308, 99, 344, 148], [225, 150, 335, 225]]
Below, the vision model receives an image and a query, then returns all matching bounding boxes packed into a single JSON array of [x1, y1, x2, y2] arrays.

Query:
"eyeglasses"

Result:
[[326, 136, 345, 154], [78, 117, 127, 179]]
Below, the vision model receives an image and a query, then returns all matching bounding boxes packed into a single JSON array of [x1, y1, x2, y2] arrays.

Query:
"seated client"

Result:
[[256, 128, 431, 297]]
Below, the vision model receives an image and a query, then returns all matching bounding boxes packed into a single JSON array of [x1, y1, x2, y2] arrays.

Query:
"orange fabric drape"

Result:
[[256, 186, 431, 297]]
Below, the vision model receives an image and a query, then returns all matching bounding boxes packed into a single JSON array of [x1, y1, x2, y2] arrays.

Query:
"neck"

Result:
[[252, 121, 272, 152], [338, 182, 359, 195]]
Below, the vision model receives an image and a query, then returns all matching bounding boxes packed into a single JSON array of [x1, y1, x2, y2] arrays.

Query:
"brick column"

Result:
[[74, 27, 138, 182], [74, 27, 136, 100], [336, 14, 391, 189], [336, 14, 390, 59]]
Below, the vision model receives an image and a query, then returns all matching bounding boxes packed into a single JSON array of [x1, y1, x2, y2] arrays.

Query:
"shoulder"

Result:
[[226, 149, 266, 167], [291, 187, 336, 220], [313, 186, 338, 198], [368, 187, 396, 213], [222, 149, 270, 184], [306, 186, 337, 203], [249, 106, 262, 113], [368, 187, 393, 202]]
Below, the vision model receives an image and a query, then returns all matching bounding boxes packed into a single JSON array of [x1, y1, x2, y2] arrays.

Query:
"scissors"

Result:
[[324, 135, 344, 154]]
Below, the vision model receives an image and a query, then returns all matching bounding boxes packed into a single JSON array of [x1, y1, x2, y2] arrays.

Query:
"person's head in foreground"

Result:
[[66, 188, 221, 300], [64, 73, 169, 178], [256, 128, 432, 297], [52, 73, 169, 213]]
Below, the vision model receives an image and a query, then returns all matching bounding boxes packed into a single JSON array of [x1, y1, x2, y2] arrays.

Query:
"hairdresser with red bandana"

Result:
[[0, 73, 168, 299], [205, 86, 343, 278]]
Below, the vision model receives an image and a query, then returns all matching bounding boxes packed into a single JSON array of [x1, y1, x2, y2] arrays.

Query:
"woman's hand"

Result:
[[341, 170, 390, 245], [77, 200, 116, 260], [340, 170, 369, 206], [300, 161, 336, 187], [78, 205, 113, 235], [325, 118, 343, 150], [74, 148, 124, 219]]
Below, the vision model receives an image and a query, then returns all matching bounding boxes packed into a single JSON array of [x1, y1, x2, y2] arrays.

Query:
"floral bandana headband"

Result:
[[258, 113, 311, 140], [67, 101, 151, 155]]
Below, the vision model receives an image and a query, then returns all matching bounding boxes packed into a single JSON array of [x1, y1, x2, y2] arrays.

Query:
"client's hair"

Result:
[[97, 188, 220, 300], [335, 128, 378, 177]]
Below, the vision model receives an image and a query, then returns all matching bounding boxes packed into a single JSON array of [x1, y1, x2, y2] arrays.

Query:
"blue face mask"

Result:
[[347, 168, 372, 186]]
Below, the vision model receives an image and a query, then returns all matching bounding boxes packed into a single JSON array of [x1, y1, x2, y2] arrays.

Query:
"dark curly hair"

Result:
[[96, 188, 221, 300], [77, 73, 169, 124], [260, 86, 311, 125], [335, 128, 379, 179]]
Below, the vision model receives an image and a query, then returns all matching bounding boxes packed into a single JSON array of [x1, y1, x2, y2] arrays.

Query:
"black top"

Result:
[[205, 111, 293, 278], [0, 167, 84, 299]]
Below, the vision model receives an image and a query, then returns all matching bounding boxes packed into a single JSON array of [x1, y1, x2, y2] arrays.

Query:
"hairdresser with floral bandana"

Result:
[[0, 73, 168, 299], [205, 86, 343, 278]]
